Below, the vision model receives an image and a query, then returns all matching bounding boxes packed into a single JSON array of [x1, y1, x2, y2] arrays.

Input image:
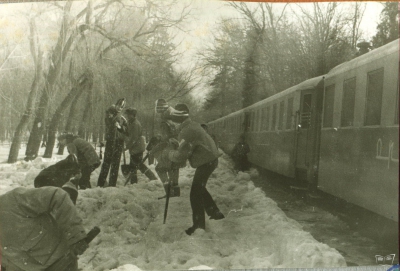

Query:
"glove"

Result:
[[70, 239, 89, 256], [115, 122, 121, 129]]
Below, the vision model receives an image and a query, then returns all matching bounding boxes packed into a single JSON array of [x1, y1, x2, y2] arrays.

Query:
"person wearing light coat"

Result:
[[0, 185, 88, 271]]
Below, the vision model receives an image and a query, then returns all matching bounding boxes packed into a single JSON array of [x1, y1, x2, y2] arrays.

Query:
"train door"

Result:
[[294, 89, 322, 189]]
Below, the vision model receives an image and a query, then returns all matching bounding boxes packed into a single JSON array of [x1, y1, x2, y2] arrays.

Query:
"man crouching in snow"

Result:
[[166, 103, 225, 236], [0, 182, 88, 271]]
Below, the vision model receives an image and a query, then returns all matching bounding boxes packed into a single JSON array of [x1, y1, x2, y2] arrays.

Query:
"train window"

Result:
[[286, 97, 294, 129], [279, 101, 285, 130], [272, 104, 277, 130], [251, 111, 255, 131], [261, 108, 266, 130], [301, 94, 312, 129], [323, 84, 335, 128], [365, 68, 384, 126], [255, 110, 260, 131], [341, 78, 356, 127]]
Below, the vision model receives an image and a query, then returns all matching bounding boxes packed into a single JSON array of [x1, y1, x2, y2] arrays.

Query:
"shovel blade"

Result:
[[121, 165, 131, 177]]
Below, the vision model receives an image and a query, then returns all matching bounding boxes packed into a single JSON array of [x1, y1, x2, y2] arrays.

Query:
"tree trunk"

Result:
[[78, 90, 93, 138], [8, 18, 43, 163], [8, 64, 42, 162], [25, 2, 75, 161], [44, 71, 93, 158], [57, 88, 86, 155]]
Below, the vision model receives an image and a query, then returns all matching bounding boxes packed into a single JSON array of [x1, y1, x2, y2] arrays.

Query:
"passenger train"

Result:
[[208, 39, 399, 222]]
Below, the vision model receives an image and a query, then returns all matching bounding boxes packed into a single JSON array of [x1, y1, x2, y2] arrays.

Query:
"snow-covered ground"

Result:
[[0, 143, 356, 270]]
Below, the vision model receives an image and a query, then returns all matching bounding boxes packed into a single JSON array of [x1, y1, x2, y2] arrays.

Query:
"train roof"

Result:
[[326, 39, 399, 77], [209, 75, 324, 123]]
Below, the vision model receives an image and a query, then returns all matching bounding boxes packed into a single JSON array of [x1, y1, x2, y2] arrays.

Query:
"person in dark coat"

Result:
[[167, 103, 225, 236], [58, 133, 101, 189], [97, 98, 129, 187], [124, 107, 157, 184], [231, 134, 250, 172], [0, 183, 88, 271]]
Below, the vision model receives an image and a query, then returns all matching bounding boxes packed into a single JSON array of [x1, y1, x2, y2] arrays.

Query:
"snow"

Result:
[[0, 144, 347, 270]]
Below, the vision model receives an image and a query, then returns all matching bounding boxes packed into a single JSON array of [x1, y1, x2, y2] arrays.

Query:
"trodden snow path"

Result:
[[0, 146, 346, 270]]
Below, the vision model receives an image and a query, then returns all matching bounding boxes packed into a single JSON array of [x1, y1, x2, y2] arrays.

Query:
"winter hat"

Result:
[[175, 103, 189, 114], [156, 99, 169, 114], [58, 132, 75, 142], [168, 103, 189, 123], [125, 107, 137, 117]]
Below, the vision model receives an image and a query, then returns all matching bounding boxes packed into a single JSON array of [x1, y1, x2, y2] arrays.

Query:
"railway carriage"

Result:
[[318, 39, 399, 222], [208, 39, 399, 221]]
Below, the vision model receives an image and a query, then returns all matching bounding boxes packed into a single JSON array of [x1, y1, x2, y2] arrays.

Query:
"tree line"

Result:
[[197, 2, 399, 122], [0, 1, 397, 163], [0, 0, 195, 163]]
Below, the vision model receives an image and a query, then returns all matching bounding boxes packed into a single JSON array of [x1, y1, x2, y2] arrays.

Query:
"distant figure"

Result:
[[97, 98, 128, 187], [0, 185, 88, 271], [231, 134, 250, 172], [58, 133, 101, 189]]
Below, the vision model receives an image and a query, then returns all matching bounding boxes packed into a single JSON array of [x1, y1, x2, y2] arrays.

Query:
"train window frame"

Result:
[[323, 84, 335, 128], [272, 104, 277, 131], [278, 100, 285, 130], [300, 94, 312, 129], [251, 111, 255, 132], [341, 77, 356, 127], [255, 109, 260, 132], [286, 97, 294, 130], [364, 68, 384, 126]]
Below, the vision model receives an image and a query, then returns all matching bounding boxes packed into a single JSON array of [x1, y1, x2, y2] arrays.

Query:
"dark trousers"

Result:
[[128, 153, 157, 183], [97, 139, 124, 187], [190, 159, 219, 229], [79, 162, 100, 189]]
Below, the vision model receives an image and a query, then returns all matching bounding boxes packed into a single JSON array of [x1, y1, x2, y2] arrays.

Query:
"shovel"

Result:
[[121, 150, 131, 178]]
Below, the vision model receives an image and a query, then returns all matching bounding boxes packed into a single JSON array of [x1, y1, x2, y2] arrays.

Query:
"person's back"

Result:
[[0, 186, 87, 271]]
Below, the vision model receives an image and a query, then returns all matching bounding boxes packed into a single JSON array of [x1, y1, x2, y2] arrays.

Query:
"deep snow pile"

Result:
[[0, 146, 346, 270]]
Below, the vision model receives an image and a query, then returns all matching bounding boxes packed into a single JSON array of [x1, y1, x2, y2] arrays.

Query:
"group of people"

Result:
[[56, 98, 157, 190], [0, 98, 231, 271]]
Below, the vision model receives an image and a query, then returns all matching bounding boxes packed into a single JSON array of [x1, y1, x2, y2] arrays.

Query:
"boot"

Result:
[[170, 185, 180, 197], [163, 184, 180, 197], [130, 172, 138, 184], [209, 210, 225, 220]]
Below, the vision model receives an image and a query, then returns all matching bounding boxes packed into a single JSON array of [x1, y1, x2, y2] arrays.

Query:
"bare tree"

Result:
[[8, 18, 43, 163]]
